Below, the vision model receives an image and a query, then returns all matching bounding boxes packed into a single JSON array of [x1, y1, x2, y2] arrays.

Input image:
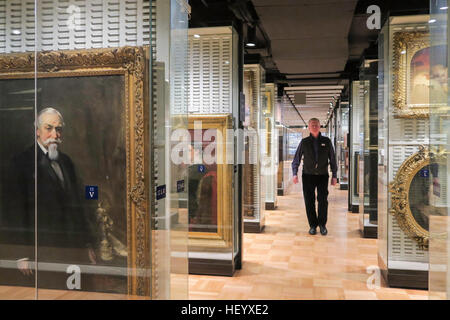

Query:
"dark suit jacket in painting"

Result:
[[1, 145, 96, 265]]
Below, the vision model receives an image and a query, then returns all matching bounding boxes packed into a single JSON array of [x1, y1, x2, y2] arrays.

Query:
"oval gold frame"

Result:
[[389, 147, 446, 250]]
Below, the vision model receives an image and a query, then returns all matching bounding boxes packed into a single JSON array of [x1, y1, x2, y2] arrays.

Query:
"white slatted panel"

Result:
[[387, 22, 430, 263], [0, 0, 150, 53], [0, 1, 6, 52], [187, 29, 233, 114]]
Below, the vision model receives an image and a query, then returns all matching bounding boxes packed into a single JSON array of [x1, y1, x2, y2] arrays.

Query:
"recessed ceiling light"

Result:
[[429, 19, 437, 24], [246, 42, 256, 47], [193, 34, 200, 38], [440, 6, 448, 10], [12, 29, 21, 35]]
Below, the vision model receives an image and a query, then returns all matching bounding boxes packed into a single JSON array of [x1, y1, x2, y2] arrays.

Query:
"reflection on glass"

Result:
[[188, 130, 218, 233]]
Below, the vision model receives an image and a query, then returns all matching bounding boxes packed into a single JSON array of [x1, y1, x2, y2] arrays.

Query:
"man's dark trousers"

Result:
[[302, 174, 329, 228]]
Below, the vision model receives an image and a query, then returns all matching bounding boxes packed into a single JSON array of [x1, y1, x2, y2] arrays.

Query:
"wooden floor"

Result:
[[0, 184, 431, 300], [188, 184, 430, 300]]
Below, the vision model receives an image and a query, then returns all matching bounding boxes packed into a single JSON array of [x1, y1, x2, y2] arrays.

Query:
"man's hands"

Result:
[[331, 177, 337, 186], [88, 248, 97, 264], [17, 259, 33, 276], [293, 175, 299, 184]]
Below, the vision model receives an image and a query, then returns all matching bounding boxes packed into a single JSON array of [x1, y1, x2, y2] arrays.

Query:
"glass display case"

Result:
[[378, 14, 431, 290], [243, 64, 265, 233], [349, 81, 363, 213], [263, 83, 278, 210], [336, 102, 349, 191], [186, 26, 241, 276], [359, 59, 378, 239], [429, 0, 450, 300], [0, 0, 189, 299]]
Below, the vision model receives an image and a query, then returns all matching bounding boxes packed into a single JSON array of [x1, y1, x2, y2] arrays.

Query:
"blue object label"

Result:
[[156, 185, 166, 200], [85, 186, 98, 200], [198, 165, 206, 173], [419, 169, 429, 177], [177, 180, 185, 193]]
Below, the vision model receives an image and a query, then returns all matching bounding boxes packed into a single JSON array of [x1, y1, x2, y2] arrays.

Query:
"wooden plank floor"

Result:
[[188, 184, 430, 300]]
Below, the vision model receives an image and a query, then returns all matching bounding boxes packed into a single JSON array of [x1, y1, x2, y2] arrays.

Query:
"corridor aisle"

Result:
[[188, 184, 429, 300]]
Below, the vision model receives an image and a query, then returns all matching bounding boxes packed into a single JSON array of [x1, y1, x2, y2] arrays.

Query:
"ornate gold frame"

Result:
[[187, 115, 233, 249], [0, 47, 151, 296], [389, 147, 446, 249], [392, 31, 430, 118]]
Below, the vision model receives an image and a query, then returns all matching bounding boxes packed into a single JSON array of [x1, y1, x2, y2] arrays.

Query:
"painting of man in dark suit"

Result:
[[1, 107, 97, 287]]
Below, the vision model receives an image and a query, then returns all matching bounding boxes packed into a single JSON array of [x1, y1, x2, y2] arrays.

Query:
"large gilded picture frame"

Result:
[[0, 47, 151, 296], [389, 147, 447, 249], [187, 115, 233, 249], [393, 30, 447, 118]]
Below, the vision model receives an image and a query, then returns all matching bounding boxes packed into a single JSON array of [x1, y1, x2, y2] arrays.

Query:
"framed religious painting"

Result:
[[186, 115, 233, 249], [0, 47, 151, 296], [392, 30, 447, 118]]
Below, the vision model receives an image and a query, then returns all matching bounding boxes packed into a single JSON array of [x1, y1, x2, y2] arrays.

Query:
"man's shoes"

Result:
[[309, 227, 317, 235], [319, 225, 328, 236]]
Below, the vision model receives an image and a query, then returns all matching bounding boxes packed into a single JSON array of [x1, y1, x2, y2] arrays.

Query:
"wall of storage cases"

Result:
[[243, 64, 265, 233], [349, 81, 363, 213], [186, 27, 241, 276], [429, 0, 450, 300], [263, 83, 278, 210], [336, 102, 349, 190], [0, 0, 189, 299], [359, 59, 378, 239], [378, 15, 431, 290]]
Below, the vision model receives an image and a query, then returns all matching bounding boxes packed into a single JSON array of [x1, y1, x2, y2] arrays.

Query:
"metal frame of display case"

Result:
[[263, 83, 278, 210], [349, 81, 362, 213], [359, 58, 379, 239]]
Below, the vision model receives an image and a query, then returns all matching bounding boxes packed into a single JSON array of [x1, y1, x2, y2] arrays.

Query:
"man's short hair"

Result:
[[308, 118, 320, 124], [37, 107, 65, 128]]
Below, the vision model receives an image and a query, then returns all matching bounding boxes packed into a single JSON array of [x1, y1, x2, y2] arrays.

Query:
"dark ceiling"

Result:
[[189, 0, 430, 125]]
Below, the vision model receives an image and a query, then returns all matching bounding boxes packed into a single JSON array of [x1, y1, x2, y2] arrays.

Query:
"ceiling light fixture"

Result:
[[12, 29, 21, 35], [440, 6, 448, 10], [429, 19, 437, 24], [246, 25, 256, 47], [193, 34, 200, 38]]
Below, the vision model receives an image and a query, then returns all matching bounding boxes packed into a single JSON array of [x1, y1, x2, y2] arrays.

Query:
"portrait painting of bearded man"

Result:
[[0, 75, 128, 293]]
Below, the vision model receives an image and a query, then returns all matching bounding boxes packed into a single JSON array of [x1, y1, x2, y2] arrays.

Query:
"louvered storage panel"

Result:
[[1, 0, 150, 53], [0, 1, 5, 53], [187, 28, 233, 114]]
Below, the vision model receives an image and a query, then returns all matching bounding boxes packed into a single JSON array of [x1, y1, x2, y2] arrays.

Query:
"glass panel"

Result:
[[378, 21, 389, 271], [243, 64, 264, 231], [0, 0, 36, 299], [429, 0, 450, 300]]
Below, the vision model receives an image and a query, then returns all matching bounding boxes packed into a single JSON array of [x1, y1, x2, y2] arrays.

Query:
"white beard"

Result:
[[44, 138, 61, 160]]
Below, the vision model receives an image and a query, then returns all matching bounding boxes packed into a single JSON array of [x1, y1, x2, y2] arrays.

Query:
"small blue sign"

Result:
[[85, 186, 98, 200], [156, 185, 166, 200], [177, 180, 185, 193], [198, 165, 206, 173], [419, 169, 429, 177]]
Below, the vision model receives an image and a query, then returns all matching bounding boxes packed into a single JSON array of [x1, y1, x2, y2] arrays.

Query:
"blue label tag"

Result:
[[198, 165, 206, 173], [85, 186, 98, 200], [420, 169, 429, 177], [156, 185, 166, 200], [177, 180, 185, 193]]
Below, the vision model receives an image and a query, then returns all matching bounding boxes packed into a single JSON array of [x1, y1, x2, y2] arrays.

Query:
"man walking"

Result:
[[291, 118, 337, 236]]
